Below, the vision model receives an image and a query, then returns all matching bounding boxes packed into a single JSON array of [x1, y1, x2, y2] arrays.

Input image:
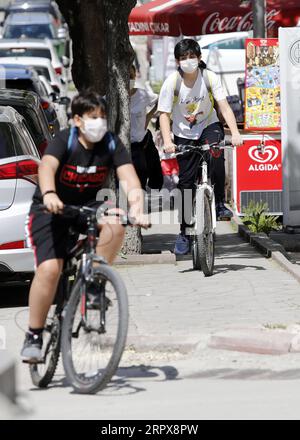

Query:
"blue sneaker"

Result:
[[174, 232, 190, 255], [216, 202, 233, 220]]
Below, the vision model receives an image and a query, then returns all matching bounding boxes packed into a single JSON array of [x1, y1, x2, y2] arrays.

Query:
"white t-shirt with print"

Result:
[[157, 69, 226, 140], [130, 88, 157, 143]]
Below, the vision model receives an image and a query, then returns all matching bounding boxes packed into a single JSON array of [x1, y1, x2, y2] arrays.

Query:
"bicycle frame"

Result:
[[192, 158, 217, 237]]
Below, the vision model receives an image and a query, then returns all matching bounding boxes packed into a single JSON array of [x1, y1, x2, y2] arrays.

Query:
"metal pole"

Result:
[[252, 0, 266, 38]]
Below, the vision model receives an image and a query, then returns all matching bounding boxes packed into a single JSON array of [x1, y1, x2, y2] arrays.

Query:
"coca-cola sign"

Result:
[[202, 9, 280, 34]]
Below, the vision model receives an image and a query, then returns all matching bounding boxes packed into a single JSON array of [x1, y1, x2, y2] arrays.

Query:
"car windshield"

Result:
[[0, 48, 52, 59], [4, 23, 54, 39], [203, 38, 245, 50]]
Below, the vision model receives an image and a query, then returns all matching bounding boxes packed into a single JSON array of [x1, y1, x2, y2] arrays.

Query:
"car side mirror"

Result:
[[49, 92, 59, 102], [51, 84, 61, 95], [59, 96, 71, 106], [61, 56, 70, 68], [57, 27, 67, 40]]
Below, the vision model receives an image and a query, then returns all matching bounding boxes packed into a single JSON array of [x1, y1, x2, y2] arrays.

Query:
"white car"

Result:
[[0, 105, 40, 281], [39, 74, 69, 129], [198, 32, 250, 96], [0, 38, 69, 85], [0, 55, 66, 96]]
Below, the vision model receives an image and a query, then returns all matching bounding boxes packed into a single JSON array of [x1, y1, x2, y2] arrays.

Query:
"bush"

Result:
[[242, 201, 280, 235]]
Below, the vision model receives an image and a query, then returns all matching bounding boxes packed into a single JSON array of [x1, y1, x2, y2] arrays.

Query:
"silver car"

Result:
[[0, 106, 40, 281]]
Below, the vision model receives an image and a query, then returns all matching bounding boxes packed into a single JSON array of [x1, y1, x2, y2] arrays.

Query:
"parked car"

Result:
[[1, 11, 69, 58], [0, 105, 40, 281], [0, 55, 67, 95], [198, 32, 250, 96], [39, 74, 69, 129], [2, 12, 57, 38], [0, 88, 52, 155], [0, 64, 60, 133], [0, 38, 70, 84], [4, 0, 65, 27]]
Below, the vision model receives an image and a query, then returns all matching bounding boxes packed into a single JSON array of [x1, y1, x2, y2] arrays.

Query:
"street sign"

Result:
[[232, 134, 282, 215]]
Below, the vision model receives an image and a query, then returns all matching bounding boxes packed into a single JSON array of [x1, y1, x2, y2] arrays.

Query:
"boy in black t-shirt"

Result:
[[21, 90, 149, 363]]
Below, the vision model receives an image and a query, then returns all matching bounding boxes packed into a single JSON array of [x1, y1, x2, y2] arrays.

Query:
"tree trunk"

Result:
[[57, 0, 107, 92], [57, 0, 142, 254], [103, 0, 141, 255]]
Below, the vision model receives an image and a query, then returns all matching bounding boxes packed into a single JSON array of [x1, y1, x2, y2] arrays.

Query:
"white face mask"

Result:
[[81, 117, 107, 143], [130, 80, 136, 90], [179, 58, 199, 74]]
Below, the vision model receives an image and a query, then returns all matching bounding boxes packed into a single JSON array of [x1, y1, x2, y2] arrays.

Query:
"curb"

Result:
[[125, 335, 200, 355], [230, 213, 300, 284], [115, 251, 176, 266], [208, 327, 300, 355]]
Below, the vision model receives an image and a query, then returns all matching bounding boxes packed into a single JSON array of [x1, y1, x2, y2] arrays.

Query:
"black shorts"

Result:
[[25, 201, 102, 268]]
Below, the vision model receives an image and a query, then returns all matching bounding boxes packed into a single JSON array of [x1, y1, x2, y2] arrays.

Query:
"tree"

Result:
[[57, 0, 142, 254]]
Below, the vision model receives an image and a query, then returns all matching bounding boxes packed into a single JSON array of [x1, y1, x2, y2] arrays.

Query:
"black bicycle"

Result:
[[29, 203, 133, 394]]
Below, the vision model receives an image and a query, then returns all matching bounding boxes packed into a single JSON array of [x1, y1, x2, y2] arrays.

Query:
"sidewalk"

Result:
[[2, 210, 300, 395], [116, 210, 300, 354]]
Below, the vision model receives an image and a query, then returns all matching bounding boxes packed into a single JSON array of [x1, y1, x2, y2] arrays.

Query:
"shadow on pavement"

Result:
[[142, 233, 176, 254], [213, 264, 266, 274], [28, 364, 179, 396], [185, 368, 300, 380], [0, 282, 30, 308]]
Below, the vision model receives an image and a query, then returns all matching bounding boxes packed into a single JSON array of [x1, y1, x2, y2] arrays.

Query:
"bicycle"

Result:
[[28, 203, 135, 394], [174, 140, 233, 276]]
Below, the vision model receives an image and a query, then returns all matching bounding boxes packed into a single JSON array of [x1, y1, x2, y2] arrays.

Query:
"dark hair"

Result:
[[71, 89, 107, 118], [174, 38, 201, 60]]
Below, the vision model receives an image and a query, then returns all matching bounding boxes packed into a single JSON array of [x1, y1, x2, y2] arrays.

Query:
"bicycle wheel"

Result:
[[29, 307, 61, 388], [191, 199, 201, 270], [197, 192, 215, 276], [61, 264, 128, 394]]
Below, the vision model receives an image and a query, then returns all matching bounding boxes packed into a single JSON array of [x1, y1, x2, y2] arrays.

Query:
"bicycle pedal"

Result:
[[22, 358, 45, 365]]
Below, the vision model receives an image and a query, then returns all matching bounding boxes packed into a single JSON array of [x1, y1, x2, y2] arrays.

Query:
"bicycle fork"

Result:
[[187, 160, 216, 236]]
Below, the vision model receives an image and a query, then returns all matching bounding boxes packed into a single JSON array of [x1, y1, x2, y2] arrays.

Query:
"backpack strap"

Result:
[[201, 68, 215, 126], [172, 71, 183, 108], [66, 128, 117, 156], [67, 125, 78, 154]]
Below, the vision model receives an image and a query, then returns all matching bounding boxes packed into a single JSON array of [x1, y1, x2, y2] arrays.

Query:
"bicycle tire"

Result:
[[61, 264, 128, 394], [29, 312, 61, 388], [197, 192, 215, 276], [192, 198, 201, 270]]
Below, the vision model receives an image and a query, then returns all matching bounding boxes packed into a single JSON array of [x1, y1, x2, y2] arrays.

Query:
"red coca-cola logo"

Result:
[[201, 9, 279, 34]]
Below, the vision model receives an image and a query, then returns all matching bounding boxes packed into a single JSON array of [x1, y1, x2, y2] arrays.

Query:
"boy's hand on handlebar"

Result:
[[43, 193, 64, 214], [231, 133, 243, 147], [163, 142, 176, 154], [129, 212, 151, 229]]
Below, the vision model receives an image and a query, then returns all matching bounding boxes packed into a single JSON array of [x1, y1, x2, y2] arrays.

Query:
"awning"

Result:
[[128, 0, 300, 36]]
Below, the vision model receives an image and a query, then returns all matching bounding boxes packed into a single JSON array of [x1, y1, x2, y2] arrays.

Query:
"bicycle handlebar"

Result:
[[175, 140, 234, 155], [38, 203, 137, 227]]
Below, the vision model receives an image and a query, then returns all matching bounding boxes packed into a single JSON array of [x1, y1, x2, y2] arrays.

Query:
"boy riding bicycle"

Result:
[[21, 90, 149, 363], [158, 39, 243, 255]]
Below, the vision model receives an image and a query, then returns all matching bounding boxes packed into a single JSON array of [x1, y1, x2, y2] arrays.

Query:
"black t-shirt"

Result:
[[33, 128, 131, 205]]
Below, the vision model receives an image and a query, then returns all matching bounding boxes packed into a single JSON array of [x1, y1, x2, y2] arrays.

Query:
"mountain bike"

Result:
[[29, 203, 134, 394], [175, 140, 233, 276]]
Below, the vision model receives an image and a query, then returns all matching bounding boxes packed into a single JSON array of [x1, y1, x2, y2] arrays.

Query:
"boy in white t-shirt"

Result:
[[158, 38, 243, 255], [130, 65, 162, 190]]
